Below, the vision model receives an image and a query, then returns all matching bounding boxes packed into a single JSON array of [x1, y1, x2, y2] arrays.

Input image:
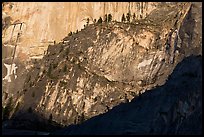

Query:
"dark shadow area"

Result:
[[52, 55, 202, 135], [2, 107, 63, 135]]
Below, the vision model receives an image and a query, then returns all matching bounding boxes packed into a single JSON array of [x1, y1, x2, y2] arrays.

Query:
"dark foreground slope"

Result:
[[53, 55, 202, 135]]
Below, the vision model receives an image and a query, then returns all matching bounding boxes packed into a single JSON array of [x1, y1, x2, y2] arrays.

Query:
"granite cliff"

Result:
[[2, 2, 157, 59], [2, 2, 159, 108], [2, 2, 202, 135], [53, 55, 202, 135]]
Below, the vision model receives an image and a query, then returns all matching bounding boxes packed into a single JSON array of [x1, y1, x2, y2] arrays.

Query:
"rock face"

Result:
[[2, 2, 159, 109], [53, 55, 202, 135], [2, 2, 158, 60], [2, 2, 158, 110], [2, 2, 202, 134]]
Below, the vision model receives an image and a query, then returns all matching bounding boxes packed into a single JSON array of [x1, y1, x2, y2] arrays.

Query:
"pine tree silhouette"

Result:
[[132, 13, 136, 23], [108, 14, 112, 22], [97, 17, 103, 24], [122, 14, 126, 22], [126, 13, 131, 22]]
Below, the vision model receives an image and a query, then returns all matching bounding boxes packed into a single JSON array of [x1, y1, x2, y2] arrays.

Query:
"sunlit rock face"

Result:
[[2, 2, 158, 107], [2, 2, 202, 131], [2, 2, 157, 107], [2, 2, 158, 60]]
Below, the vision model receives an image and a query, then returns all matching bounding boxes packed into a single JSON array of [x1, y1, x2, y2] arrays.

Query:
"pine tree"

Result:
[[126, 12, 131, 22], [108, 14, 112, 22], [93, 19, 96, 24], [68, 31, 72, 36], [132, 13, 136, 23], [86, 18, 89, 26], [121, 14, 126, 22], [97, 17, 103, 24]]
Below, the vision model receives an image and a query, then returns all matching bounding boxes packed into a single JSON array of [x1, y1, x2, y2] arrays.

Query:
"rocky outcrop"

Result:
[[53, 55, 202, 135]]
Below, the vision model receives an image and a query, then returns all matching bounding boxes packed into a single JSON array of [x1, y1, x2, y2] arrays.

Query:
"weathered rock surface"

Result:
[[52, 55, 202, 135], [2, 2, 158, 60], [2, 2, 158, 110], [2, 2, 202, 134], [1, 2, 160, 110]]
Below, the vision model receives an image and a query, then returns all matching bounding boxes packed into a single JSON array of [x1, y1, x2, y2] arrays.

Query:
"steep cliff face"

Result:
[[2, 2, 202, 134], [2, 2, 156, 107], [2, 2, 159, 108], [2, 2, 158, 59]]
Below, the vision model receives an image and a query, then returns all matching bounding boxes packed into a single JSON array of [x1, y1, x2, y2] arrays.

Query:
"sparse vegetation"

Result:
[[3, 16, 12, 30], [97, 17, 103, 24], [93, 19, 96, 24], [132, 13, 136, 23], [43, 70, 46, 74], [53, 63, 58, 69], [68, 31, 72, 36], [23, 89, 27, 94], [60, 80, 67, 86], [47, 64, 58, 79], [126, 13, 131, 22], [3, 97, 14, 120], [121, 14, 126, 22], [108, 14, 112, 22], [78, 113, 85, 124], [86, 18, 89, 26]]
